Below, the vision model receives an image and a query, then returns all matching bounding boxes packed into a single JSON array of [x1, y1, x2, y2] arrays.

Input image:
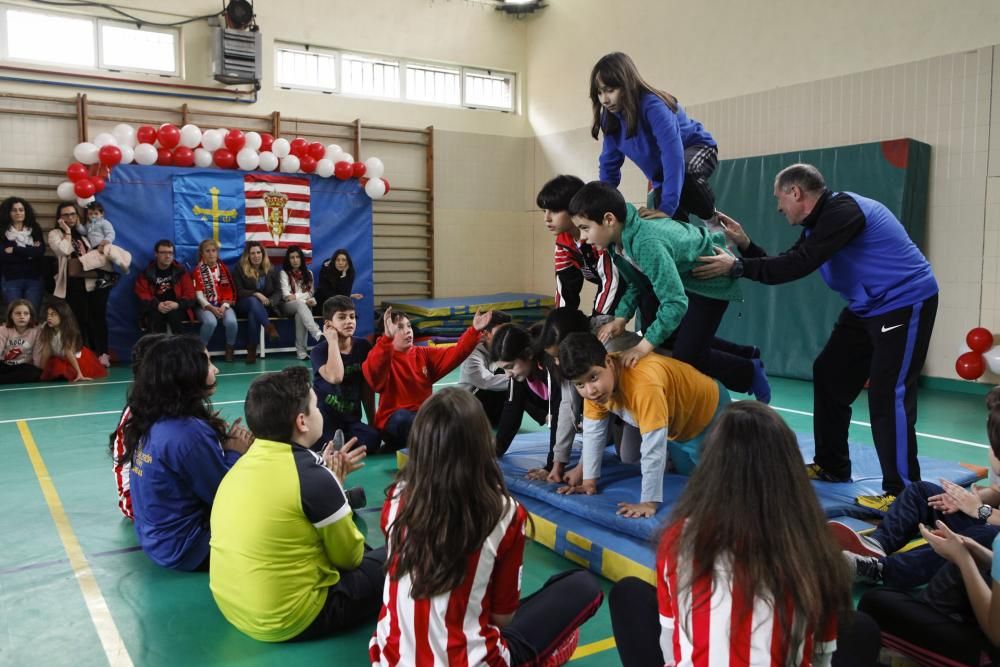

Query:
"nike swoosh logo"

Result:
[[881, 324, 904, 333]]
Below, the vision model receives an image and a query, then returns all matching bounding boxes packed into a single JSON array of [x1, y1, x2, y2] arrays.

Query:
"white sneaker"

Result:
[[296, 349, 309, 360]]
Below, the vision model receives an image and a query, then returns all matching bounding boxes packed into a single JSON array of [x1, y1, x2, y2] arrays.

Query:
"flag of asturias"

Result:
[[172, 173, 245, 264]]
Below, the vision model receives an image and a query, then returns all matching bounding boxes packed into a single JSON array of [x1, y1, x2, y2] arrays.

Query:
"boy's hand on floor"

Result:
[[617, 501, 658, 518], [557, 479, 597, 496]]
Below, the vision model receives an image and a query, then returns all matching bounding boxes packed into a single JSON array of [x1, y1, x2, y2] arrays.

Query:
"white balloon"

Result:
[[92, 132, 117, 148], [194, 148, 214, 168], [986, 347, 1000, 375], [73, 142, 99, 165], [244, 131, 262, 152], [179, 124, 203, 149], [77, 196, 95, 207], [271, 138, 291, 158], [326, 151, 346, 165], [315, 158, 334, 178], [201, 129, 223, 152], [236, 148, 260, 171], [325, 144, 343, 159], [279, 155, 300, 173], [364, 157, 385, 179], [119, 144, 135, 165], [365, 177, 387, 199], [340, 153, 354, 164], [112, 123, 136, 147], [258, 151, 278, 171], [56, 181, 76, 200], [133, 143, 158, 166]]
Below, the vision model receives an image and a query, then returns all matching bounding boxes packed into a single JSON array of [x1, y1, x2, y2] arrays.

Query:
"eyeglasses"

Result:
[[59, 212, 79, 219]]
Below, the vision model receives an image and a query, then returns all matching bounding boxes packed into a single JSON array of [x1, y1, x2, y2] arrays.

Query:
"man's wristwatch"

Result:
[[728, 258, 745, 279], [978, 504, 993, 521]]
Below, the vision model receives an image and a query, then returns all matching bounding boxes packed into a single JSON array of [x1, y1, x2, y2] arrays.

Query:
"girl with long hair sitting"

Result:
[[38, 299, 107, 381], [609, 401, 880, 666], [277, 245, 322, 359], [369, 388, 604, 666], [121, 335, 252, 571]]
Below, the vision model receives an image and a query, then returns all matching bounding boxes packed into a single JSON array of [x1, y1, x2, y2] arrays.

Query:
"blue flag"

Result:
[[173, 173, 245, 264]]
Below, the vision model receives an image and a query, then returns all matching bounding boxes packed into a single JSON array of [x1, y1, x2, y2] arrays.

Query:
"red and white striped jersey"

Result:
[[369, 482, 528, 667], [658, 522, 837, 667], [112, 406, 133, 520], [554, 231, 621, 316]]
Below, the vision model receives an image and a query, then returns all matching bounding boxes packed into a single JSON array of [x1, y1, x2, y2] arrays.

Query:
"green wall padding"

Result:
[[712, 139, 931, 380]]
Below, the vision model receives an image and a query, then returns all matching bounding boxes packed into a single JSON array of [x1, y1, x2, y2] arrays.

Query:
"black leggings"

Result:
[[495, 377, 549, 457], [609, 576, 881, 667], [504, 570, 604, 665], [0, 363, 42, 384]]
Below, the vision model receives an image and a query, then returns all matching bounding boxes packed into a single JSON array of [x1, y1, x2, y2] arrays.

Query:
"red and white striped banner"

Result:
[[244, 174, 312, 262]]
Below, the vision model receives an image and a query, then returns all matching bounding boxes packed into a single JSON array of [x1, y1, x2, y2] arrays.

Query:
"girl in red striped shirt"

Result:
[[609, 401, 880, 666], [369, 388, 603, 666]]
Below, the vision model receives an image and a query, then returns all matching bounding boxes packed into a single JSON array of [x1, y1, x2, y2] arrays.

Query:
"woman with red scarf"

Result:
[[191, 239, 238, 362], [277, 245, 322, 359]]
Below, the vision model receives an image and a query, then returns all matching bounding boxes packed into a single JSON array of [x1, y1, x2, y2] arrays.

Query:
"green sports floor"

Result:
[[0, 356, 992, 667]]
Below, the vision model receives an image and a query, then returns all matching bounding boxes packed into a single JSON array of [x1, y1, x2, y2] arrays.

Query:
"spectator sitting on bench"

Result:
[[232, 241, 280, 364], [134, 239, 195, 334]]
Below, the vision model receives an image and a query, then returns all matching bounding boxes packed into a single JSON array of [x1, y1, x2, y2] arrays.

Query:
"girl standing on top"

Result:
[[591, 52, 719, 225]]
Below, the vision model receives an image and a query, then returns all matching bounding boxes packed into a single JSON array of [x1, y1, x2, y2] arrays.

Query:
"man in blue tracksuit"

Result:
[[693, 163, 938, 511]]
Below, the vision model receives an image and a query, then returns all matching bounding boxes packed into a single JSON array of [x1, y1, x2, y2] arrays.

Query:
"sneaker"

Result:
[[749, 358, 771, 404], [296, 349, 309, 360], [805, 463, 852, 483], [828, 520, 886, 557], [856, 493, 897, 513], [98, 353, 111, 368], [539, 628, 580, 667], [843, 550, 883, 584]]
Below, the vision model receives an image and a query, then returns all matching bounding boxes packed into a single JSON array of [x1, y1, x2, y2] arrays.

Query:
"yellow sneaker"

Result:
[[856, 493, 897, 513], [805, 463, 851, 483]]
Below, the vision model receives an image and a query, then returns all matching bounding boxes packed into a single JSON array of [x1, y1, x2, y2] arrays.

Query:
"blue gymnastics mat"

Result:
[[496, 432, 985, 583], [383, 293, 554, 317]]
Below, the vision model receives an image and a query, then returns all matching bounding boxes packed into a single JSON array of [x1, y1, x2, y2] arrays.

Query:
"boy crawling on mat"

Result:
[[556, 332, 730, 518]]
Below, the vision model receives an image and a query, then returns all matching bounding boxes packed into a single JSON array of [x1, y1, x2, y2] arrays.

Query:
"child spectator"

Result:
[[38, 299, 107, 382], [362, 306, 488, 451], [370, 388, 604, 666], [76, 202, 132, 289], [0, 299, 43, 384], [310, 295, 379, 452]]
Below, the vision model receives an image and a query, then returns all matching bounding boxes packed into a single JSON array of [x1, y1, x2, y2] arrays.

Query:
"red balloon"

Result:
[[213, 148, 236, 169], [224, 129, 246, 153], [956, 351, 986, 380], [290, 138, 308, 158], [74, 178, 96, 199], [307, 142, 326, 161], [334, 161, 353, 180], [156, 147, 173, 166], [299, 155, 317, 173], [966, 327, 994, 354], [136, 125, 158, 145], [382, 178, 390, 194], [98, 144, 122, 167], [259, 132, 274, 153], [359, 177, 369, 187], [91, 176, 106, 193], [158, 123, 181, 149], [173, 146, 195, 167], [351, 161, 366, 178], [67, 162, 89, 182]]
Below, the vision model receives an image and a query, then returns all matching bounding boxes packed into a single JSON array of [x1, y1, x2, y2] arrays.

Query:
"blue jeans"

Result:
[[2, 277, 44, 314], [381, 409, 416, 452], [235, 296, 272, 338], [873, 480, 1000, 588], [319, 416, 381, 453], [198, 307, 238, 345]]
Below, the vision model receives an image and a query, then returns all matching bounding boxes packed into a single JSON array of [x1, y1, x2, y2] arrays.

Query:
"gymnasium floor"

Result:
[[0, 356, 991, 667]]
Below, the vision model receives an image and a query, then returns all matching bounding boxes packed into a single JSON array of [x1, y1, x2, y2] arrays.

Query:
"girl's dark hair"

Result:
[[590, 52, 678, 141], [538, 308, 591, 379], [663, 402, 850, 661], [108, 333, 169, 462], [331, 249, 355, 279], [1, 197, 43, 242], [387, 388, 513, 598], [40, 299, 82, 357], [282, 246, 313, 291], [4, 298, 37, 328], [117, 336, 227, 467], [489, 323, 536, 364], [85, 201, 105, 215]]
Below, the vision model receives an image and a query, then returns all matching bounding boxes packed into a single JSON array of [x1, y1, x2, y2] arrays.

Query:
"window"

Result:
[[464, 68, 514, 110], [405, 63, 460, 105], [99, 21, 178, 75], [341, 53, 399, 99], [271, 42, 516, 113], [4, 8, 95, 68], [275, 45, 336, 91], [0, 5, 179, 76]]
